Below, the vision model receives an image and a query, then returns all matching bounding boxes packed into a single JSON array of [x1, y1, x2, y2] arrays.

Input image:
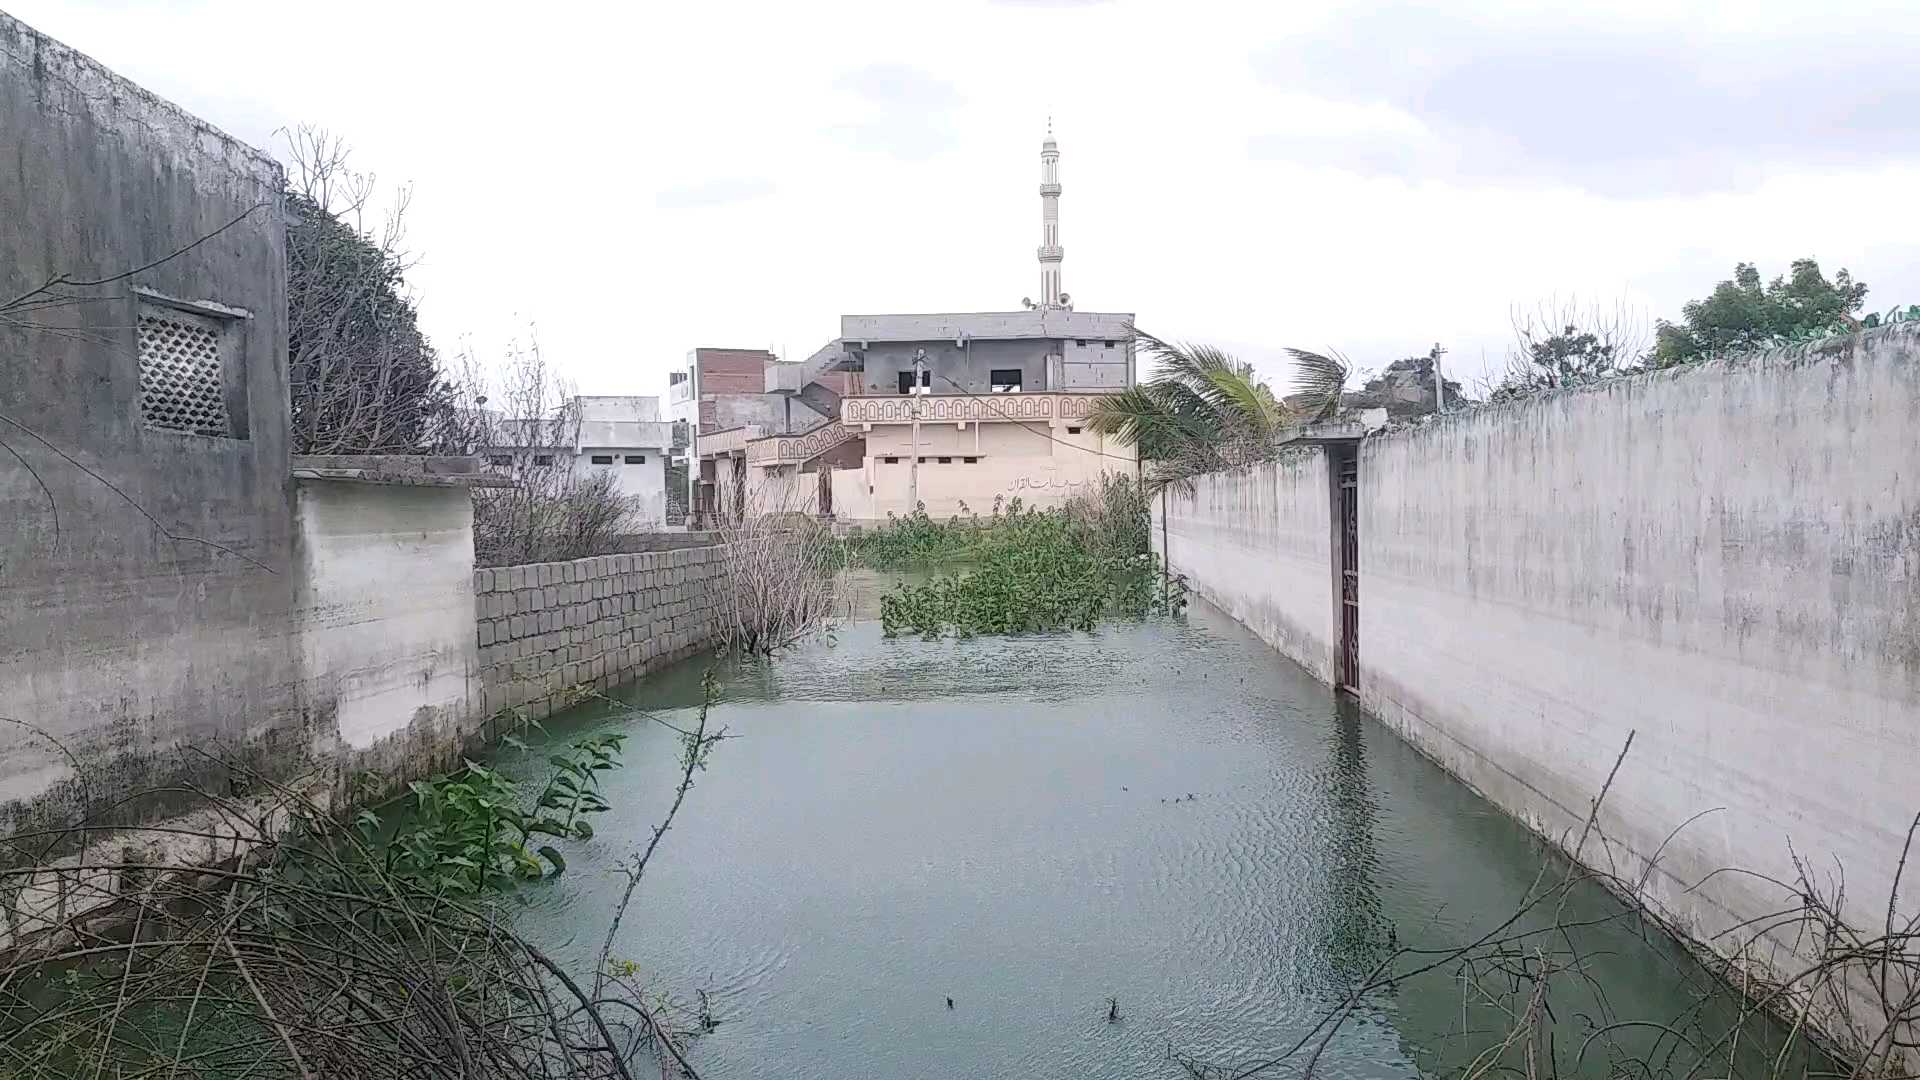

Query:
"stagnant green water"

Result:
[[506, 574, 1821, 1080]]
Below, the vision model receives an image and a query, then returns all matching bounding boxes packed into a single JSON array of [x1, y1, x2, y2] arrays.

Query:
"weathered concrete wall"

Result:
[[293, 480, 478, 755], [1355, 329, 1920, 963], [1156, 326, 1920, 1045], [0, 14, 302, 829], [472, 547, 725, 726], [1153, 452, 1337, 685]]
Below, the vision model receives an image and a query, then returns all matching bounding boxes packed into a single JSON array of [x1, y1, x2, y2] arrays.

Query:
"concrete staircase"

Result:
[[768, 340, 859, 419]]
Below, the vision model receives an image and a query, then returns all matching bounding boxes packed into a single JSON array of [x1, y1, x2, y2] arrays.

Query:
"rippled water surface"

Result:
[[509, 575, 1803, 1080]]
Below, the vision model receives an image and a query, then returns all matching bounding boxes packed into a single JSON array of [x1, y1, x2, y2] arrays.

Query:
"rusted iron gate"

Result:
[[1337, 453, 1360, 690]]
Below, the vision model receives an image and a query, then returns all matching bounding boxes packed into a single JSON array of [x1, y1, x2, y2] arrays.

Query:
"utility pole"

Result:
[[908, 350, 928, 512], [1431, 342, 1449, 414]]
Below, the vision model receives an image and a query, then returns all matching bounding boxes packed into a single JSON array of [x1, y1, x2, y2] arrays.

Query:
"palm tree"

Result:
[[1090, 330, 1348, 485]]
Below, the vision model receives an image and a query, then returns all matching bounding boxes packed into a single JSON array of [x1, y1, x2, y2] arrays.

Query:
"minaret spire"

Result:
[[1037, 121, 1066, 310]]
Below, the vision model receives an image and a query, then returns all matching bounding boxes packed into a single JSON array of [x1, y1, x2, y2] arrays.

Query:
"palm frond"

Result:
[[1285, 348, 1351, 422]]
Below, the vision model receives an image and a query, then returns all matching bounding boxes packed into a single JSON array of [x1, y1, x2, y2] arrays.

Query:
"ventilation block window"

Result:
[[963, 455, 979, 464], [989, 368, 1023, 393], [938, 456, 952, 464], [487, 454, 512, 466], [625, 454, 647, 464], [882, 456, 900, 464], [897, 369, 931, 394], [1067, 426, 1082, 435], [533, 454, 555, 466], [590, 454, 615, 465], [137, 305, 236, 437], [1074, 339, 1087, 347]]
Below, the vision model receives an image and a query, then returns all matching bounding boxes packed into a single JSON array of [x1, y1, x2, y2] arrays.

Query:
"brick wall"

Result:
[[472, 546, 727, 728]]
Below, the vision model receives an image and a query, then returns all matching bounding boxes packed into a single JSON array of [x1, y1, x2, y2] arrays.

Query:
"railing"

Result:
[[746, 421, 855, 465], [841, 391, 1113, 426], [695, 425, 763, 458]]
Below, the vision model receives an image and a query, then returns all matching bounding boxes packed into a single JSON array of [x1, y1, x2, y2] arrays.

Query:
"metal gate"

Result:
[[1337, 453, 1360, 690]]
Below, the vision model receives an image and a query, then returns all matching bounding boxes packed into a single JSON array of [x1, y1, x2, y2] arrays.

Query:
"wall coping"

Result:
[[291, 455, 511, 488]]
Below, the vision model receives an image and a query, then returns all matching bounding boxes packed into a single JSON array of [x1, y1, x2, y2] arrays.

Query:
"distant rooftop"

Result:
[[840, 310, 1135, 343]]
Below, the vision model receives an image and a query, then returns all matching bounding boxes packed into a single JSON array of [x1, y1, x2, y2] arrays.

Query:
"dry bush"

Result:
[[714, 480, 844, 654], [1170, 734, 1920, 1080], [448, 333, 640, 568], [0, 692, 727, 1080]]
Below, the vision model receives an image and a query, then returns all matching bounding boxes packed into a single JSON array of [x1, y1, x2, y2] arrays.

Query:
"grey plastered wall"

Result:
[[0, 14, 302, 830], [1353, 327, 1920, 966], [1157, 326, 1920, 1044], [1153, 452, 1337, 685], [856, 339, 1057, 396], [472, 546, 726, 728]]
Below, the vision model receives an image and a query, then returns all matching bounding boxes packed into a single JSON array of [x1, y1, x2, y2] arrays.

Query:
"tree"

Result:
[[1651, 258, 1868, 367], [1491, 297, 1647, 399], [1089, 330, 1346, 487], [283, 127, 457, 454]]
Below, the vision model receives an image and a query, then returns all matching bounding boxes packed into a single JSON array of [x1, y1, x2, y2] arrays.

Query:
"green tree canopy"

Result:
[[1652, 259, 1868, 366], [1089, 331, 1348, 489]]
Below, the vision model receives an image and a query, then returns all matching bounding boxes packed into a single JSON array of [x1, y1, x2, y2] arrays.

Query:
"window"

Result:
[[625, 454, 647, 464], [937, 456, 952, 464], [963, 456, 979, 464], [897, 369, 930, 394], [1067, 426, 1082, 435], [1103, 340, 1115, 348], [487, 454, 512, 466], [590, 454, 615, 465], [917, 457, 931, 464], [989, 368, 1023, 393], [137, 304, 237, 437], [882, 456, 900, 464], [533, 454, 554, 466], [1074, 339, 1087, 347]]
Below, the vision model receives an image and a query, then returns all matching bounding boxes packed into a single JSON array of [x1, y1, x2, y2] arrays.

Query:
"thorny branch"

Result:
[[1, 696, 729, 1079], [1171, 733, 1920, 1080]]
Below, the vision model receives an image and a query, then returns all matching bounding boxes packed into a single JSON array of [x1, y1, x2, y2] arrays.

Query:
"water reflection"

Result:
[[499, 584, 1829, 1080]]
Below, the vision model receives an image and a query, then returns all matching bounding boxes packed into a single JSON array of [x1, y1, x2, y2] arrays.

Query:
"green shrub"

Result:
[[876, 476, 1186, 637], [370, 731, 625, 895]]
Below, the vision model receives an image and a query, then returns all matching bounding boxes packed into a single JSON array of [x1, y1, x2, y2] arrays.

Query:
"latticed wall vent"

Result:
[[137, 306, 232, 436]]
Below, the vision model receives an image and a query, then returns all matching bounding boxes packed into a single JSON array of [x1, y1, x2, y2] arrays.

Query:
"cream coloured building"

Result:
[[724, 124, 1140, 524]]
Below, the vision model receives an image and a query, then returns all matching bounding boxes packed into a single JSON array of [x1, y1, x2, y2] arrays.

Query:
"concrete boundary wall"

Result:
[[1156, 325, 1920, 1050], [1157, 451, 1338, 685], [472, 546, 727, 733]]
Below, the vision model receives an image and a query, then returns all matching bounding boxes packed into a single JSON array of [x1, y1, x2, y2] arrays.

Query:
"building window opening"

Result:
[[917, 457, 931, 464], [989, 368, 1023, 393], [963, 456, 979, 464], [882, 456, 900, 464], [137, 304, 239, 437], [533, 454, 554, 466], [590, 454, 615, 465], [625, 454, 647, 464], [1074, 339, 1087, 347], [487, 454, 512, 467], [1103, 340, 1115, 348], [937, 456, 952, 464], [897, 369, 931, 394], [1067, 426, 1082, 435]]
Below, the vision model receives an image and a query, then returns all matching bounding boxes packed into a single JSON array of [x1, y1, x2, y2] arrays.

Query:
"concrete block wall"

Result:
[[472, 546, 727, 729]]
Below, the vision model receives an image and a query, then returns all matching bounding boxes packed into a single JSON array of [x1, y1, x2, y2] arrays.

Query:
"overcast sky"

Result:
[[16, 0, 1920, 395]]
